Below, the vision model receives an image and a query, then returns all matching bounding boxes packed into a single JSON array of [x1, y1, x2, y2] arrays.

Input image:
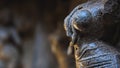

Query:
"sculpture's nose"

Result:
[[73, 10, 92, 31]]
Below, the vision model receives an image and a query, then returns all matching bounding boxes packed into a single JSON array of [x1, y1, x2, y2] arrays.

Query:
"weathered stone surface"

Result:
[[64, 0, 120, 68]]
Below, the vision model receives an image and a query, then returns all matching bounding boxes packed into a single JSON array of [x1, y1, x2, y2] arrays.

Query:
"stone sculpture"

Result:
[[64, 0, 120, 68]]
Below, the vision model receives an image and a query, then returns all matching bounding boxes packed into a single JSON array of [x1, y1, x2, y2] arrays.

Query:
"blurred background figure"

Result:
[[2, 0, 116, 68]]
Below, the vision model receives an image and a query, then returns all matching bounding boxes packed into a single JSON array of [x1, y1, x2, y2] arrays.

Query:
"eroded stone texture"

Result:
[[74, 41, 120, 68], [64, 0, 120, 68]]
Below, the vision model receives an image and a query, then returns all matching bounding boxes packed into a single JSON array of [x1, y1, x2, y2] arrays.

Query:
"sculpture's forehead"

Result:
[[71, 3, 104, 21], [85, 4, 103, 13]]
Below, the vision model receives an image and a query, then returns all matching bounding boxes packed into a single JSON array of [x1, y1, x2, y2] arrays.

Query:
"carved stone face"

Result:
[[64, 0, 120, 67]]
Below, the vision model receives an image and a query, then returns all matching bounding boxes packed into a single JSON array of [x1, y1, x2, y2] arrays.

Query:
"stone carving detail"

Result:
[[64, 0, 120, 68]]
